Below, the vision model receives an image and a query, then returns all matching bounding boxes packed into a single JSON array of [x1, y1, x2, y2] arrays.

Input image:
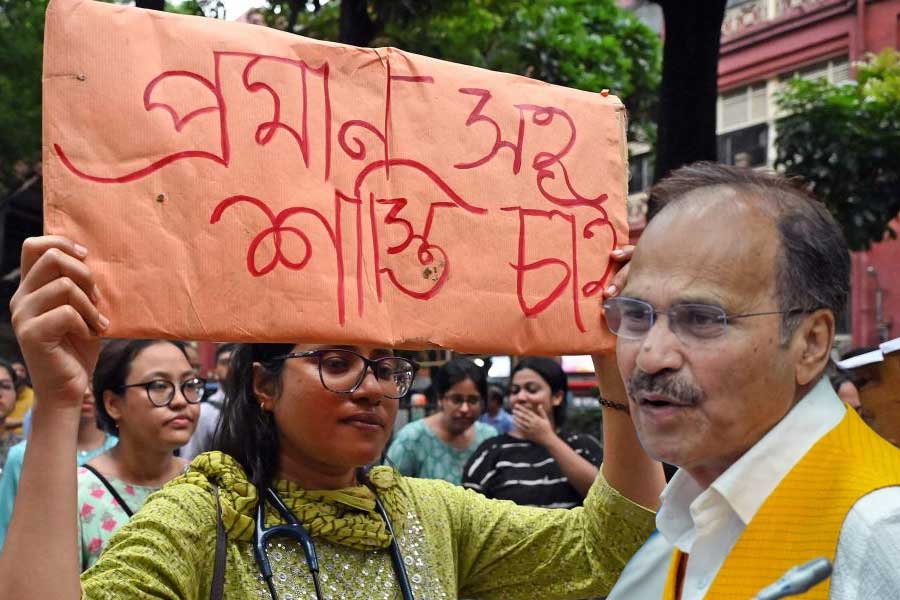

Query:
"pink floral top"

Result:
[[76, 466, 158, 570]]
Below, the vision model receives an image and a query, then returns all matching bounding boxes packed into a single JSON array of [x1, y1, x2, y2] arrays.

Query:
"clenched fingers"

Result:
[[11, 275, 107, 336], [19, 236, 88, 280], [604, 245, 635, 298]]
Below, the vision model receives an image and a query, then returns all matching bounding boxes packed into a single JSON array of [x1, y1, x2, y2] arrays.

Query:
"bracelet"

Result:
[[598, 397, 630, 413]]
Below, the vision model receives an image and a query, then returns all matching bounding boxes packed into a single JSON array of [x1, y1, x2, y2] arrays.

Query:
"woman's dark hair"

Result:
[[92, 339, 189, 434], [433, 358, 488, 402], [213, 343, 293, 491], [0, 358, 16, 417], [511, 357, 569, 426], [0, 358, 16, 384], [216, 343, 238, 361]]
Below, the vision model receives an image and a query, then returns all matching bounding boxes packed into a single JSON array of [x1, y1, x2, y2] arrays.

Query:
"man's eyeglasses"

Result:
[[268, 349, 417, 399], [603, 296, 807, 342], [443, 394, 482, 407], [116, 377, 208, 407]]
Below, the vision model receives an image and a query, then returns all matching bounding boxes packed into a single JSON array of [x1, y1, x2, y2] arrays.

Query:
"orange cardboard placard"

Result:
[[42, 0, 628, 354]]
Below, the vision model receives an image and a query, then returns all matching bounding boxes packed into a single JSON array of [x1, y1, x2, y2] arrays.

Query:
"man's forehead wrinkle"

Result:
[[624, 264, 731, 306], [629, 193, 779, 308]]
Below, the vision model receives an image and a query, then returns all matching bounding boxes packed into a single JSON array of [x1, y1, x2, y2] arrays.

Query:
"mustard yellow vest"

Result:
[[662, 408, 900, 600]]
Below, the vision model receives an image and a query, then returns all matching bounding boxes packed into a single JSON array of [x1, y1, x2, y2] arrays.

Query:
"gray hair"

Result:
[[647, 162, 849, 343]]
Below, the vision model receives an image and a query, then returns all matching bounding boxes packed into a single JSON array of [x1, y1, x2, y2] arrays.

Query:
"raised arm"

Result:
[[593, 352, 664, 509], [0, 236, 107, 600], [417, 470, 656, 599], [595, 244, 665, 509]]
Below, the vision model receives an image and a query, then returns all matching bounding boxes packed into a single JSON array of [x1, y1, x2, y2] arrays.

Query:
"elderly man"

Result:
[[605, 163, 900, 600]]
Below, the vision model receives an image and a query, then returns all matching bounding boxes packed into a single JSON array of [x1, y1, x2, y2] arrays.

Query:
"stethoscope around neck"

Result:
[[253, 478, 416, 600]]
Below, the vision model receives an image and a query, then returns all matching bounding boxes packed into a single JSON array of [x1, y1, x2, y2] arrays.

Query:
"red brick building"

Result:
[[625, 0, 900, 350]]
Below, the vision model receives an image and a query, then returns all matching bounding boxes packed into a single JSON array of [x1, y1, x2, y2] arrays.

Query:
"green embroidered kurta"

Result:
[[81, 452, 655, 599]]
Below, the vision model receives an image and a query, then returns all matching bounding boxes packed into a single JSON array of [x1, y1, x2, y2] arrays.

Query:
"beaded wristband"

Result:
[[598, 397, 630, 413]]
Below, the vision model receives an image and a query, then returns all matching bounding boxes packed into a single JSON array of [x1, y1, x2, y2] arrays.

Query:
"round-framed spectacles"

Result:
[[443, 394, 482, 407], [268, 349, 417, 399], [116, 377, 208, 407]]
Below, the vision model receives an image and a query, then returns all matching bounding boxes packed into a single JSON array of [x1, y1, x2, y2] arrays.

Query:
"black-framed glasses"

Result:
[[268, 349, 417, 399], [603, 296, 808, 342], [116, 377, 208, 407], [443, 394, 482, 407]]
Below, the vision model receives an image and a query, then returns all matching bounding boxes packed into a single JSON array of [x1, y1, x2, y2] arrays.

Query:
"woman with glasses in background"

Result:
[[76, 338, 203, 569], [2, 236, 664, 600], [387, 358, 498, 484]]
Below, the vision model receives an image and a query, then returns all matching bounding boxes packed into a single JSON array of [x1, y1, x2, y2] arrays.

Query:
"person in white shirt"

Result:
[[604, 163, 900, 600], [845, 340, 900, 448]]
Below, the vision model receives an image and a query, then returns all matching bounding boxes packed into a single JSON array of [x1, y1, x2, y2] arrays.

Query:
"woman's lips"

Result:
[[166, 415, 193, 428], [343, 413, 386, 431]]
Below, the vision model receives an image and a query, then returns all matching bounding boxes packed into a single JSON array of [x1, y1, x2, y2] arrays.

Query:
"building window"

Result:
[[718, 82, 768, 132], [629, 153, 654, 194], [717, 122, 769, 167], [780, 56, 851, 85], [716, 81, 770, 167]]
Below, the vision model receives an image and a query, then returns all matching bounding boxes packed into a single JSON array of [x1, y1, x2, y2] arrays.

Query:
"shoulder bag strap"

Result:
[[81, 463, 134, 517], [210, 483, 227, 600]]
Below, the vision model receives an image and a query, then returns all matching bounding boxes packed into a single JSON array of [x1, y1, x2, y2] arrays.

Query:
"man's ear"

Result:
[[794, 309, 835, 387], [252, 362, 277, 412]]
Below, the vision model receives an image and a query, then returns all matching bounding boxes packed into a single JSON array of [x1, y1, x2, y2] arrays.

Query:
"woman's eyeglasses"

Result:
[[116, 377, 208, 407], [443, 394, 482, 407], [268, 349, 417, 399]]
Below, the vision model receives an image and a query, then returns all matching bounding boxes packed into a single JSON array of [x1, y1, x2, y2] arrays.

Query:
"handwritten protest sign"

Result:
[[42, 0, 628, 354]]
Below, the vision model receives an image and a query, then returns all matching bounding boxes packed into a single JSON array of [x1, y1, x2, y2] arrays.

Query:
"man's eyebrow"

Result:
[[615, 294, 726, 309], [671, 296, 725, 308]]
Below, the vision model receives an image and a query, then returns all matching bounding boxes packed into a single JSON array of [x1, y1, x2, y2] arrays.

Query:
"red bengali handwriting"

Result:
[[53, 51, 618, 332]]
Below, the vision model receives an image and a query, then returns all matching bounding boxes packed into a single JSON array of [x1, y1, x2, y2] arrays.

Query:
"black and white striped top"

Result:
[[461, 433, 604, 509]]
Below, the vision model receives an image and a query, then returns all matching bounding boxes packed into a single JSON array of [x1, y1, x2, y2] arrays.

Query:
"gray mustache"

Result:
[[626, 370, 704, 406]]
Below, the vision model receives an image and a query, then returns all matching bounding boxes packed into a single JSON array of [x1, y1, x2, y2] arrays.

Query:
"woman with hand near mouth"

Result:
[[463, 357, 604, 508], [387, 358, 498, 484], [76, 338, 202, 569]]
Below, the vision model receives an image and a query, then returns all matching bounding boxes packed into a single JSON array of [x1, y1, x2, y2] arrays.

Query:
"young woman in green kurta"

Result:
[[2, 235, 664, 600]]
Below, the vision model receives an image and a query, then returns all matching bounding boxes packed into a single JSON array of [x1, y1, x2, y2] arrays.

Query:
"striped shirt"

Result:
[[462, 433, 603, 508]]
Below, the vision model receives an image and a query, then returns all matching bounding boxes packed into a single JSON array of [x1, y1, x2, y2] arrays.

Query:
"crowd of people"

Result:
[[0, 163, 899, 599]]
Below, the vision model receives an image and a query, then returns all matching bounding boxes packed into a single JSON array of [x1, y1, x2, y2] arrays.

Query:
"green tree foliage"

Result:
[[166, 0, 225, 19], [0, 0, 45, 195], [263, 0, 661, 141], [775, 49, 900, 251]]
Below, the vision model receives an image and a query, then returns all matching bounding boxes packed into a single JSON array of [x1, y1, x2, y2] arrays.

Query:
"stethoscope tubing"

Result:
[[255, 486, 415, 600]]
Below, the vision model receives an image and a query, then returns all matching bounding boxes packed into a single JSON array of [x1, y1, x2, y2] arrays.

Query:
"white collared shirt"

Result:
[[608, 378, 900, 600]]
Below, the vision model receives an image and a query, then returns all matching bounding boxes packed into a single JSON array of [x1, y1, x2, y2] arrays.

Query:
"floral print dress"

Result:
[[76, 465, 159, 570], [0, 431, 24, 469]]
